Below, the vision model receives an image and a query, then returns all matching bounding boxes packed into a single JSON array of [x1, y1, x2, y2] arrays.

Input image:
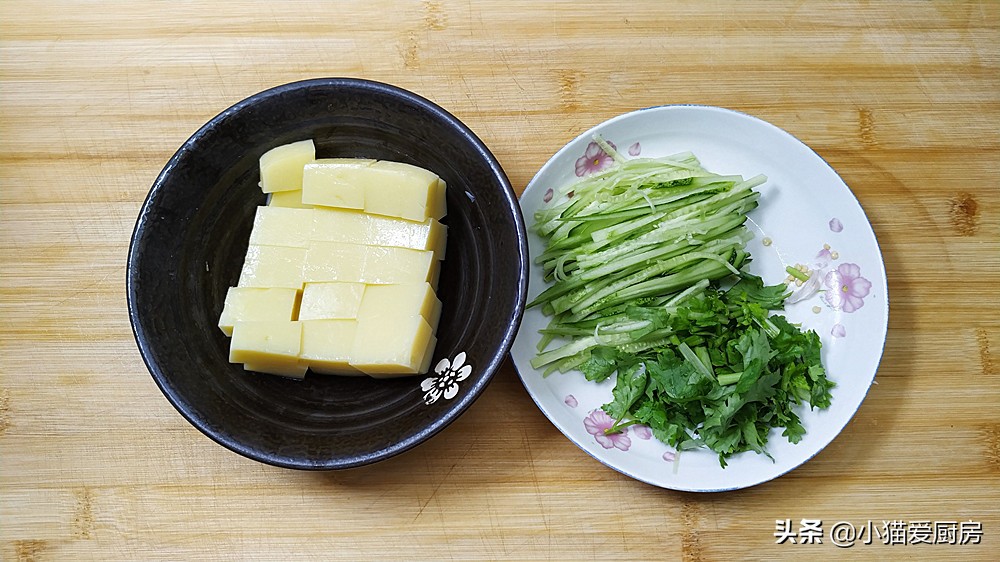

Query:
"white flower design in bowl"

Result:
[[421, 352, 472, 405]]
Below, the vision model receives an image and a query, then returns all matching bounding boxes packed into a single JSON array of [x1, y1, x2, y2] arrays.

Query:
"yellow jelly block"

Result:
[[301, 158, 376, 209], [366, 214, 446, 259], [268, 189, 312, 209], [298, 282, 365, 320], [302, 242, 434, 285], [259, 139, 315, 193], [230, 321, 307, 379], [361, 245, 436, 285], [225, 149, 452, 381], [431, 179, 447, 259], [348, 284, 441, 377], [428, 259, 442, 292], [312, 208, 447, 258], [309, 207, 369, 243], [299, 159, 445, 221], [248, 206, 314, 248], [363, 161, 444, 221], [218, 287, 301, 336], [237, 245, 306, 289], [350, 314, 433, 377], [430, 179, 448, 221], [300, 320, 361, 375], [361, 283, 442, 330], [301, 241, 367, 283], [418, 334, 438, 374], [242, 361, 309, 378]]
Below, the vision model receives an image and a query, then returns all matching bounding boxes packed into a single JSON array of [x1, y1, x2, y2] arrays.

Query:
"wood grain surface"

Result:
[[1, 1, 998, 560]]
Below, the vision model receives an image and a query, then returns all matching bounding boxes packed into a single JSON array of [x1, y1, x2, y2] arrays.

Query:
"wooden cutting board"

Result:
[[1, 1, 998, 560]]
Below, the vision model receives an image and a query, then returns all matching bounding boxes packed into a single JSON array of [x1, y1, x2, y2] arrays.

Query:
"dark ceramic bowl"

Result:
[[127, 78, 528, 469]]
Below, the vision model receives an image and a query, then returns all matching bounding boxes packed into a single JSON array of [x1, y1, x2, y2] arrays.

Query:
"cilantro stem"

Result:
[[605, 419, 640, 435], [716, 371, 743, 385], [679, 342, 714, 379], [785, 265, 810, 282]]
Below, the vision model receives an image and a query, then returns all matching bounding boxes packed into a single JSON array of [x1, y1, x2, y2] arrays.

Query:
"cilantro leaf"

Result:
[[602, 361, 647, 421], [579, 347, 619, 382], [592, 277, 835, 467], [726, 273, 790, 309]]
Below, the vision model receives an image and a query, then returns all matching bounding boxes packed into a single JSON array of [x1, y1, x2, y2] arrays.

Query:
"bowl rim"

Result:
[[126, 77, 529, 469]]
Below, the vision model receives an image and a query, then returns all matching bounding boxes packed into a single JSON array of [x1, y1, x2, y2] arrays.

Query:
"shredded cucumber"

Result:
[[529, 139, 761, 372]]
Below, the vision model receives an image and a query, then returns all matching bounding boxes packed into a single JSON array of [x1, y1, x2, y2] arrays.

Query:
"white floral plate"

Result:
[[510, 105, 888, 492]]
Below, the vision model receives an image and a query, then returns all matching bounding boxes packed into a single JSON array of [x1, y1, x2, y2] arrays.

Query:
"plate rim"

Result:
[[512, 104, 889, 491]]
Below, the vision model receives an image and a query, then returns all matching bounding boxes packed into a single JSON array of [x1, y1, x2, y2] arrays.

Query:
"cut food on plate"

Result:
[[510, 105, 888, 491], [527, 138, 834, 467], [217, 139, 449, 379]]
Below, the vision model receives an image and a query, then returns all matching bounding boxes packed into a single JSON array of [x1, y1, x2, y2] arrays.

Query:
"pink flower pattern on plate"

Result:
[[575, 141, 616, 177], [824, 263, 872, 313], [564, 395, 578, 408], [815, 248, 833, 266], [831, 324, 847, 338], [628, 142, 641, 156], [633, 424, 652, 440], [829, 218, 844, 232], [584, 409, 631, 451]]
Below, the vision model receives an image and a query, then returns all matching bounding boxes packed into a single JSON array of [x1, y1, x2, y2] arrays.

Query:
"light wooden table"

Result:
[[2, 1, 998, 560]]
